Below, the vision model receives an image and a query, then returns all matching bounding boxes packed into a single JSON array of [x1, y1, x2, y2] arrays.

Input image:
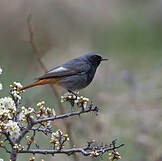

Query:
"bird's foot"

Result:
[[69, 100, 75, 112], [61, 91, 89, 112]]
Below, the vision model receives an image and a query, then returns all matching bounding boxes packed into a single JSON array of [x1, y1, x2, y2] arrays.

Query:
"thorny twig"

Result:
[[33, 103, 99, 124], [31, 127, 53, 135], [18, 140, 124, 156]]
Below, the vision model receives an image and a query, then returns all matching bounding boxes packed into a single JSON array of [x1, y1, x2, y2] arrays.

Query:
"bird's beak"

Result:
[[101, 58, 108, 61]]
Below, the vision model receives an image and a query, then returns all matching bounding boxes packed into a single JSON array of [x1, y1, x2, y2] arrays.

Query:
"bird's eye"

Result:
[[94, 55, 101, 61]]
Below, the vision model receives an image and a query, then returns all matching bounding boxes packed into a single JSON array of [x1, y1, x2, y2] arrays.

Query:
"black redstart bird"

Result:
[[20, 52, 108, 92]]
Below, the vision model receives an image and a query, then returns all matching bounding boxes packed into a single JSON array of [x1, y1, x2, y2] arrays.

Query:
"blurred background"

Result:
[[0, 0, 162, 161]]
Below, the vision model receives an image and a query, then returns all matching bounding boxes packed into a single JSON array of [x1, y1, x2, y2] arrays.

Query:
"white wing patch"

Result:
[[48, 66, 68, 73]]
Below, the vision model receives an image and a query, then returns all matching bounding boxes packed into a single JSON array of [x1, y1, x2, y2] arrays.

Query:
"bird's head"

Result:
[[83, 52, 108, 67]]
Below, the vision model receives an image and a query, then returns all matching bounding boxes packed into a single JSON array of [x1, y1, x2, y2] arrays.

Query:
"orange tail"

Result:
[[20, 78, 62, 91]]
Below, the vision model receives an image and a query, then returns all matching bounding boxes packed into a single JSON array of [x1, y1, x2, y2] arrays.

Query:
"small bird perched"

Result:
[[20, 52, 108, 92]]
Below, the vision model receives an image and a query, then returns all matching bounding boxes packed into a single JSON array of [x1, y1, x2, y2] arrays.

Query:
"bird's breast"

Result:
[[60, 68, 96, 91]]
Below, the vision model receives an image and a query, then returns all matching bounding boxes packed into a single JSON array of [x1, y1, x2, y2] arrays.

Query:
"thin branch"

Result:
[[31, 127, 53, 135], [16, 123, 33, 144], [27, 130, 36, 150], [3, 132, 14, 147], [33, 104, 99, 124], [14, 101, 98, 149], [18, 143, 124, 156], [27, 14, 41, 57]]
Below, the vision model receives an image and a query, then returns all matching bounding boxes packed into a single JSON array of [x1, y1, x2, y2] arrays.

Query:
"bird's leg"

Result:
[[68, 90, 79, 112], [70, 101, 75, 112]]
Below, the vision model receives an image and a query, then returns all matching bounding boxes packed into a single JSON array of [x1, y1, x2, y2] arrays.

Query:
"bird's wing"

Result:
[[37, 58, 91, 80]]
